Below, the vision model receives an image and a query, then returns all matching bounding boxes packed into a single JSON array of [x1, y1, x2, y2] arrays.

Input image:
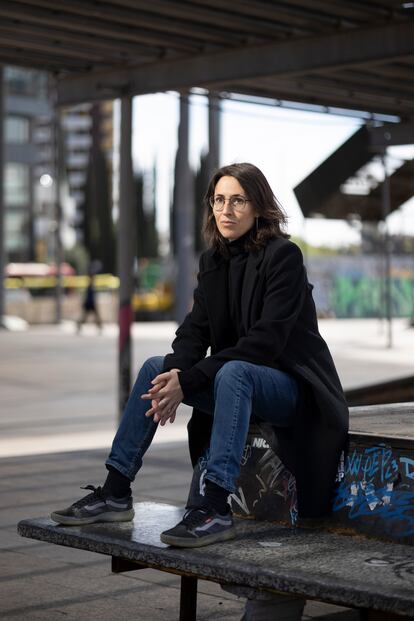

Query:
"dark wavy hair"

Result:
[[203, 162, 289, 254]]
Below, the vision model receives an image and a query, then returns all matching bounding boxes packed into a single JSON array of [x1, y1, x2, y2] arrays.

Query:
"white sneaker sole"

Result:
[[160, 526, 236, 548]]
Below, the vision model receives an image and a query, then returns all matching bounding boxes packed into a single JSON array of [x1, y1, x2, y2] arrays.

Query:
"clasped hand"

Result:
[[141, 368, 183, 425]]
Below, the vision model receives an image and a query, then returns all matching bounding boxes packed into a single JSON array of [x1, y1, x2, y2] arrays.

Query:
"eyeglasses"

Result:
[[209, 195, 251, 212]]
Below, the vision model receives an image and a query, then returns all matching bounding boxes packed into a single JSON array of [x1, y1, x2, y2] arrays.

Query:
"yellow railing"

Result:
[[4, 274, 119, 290], [4, 274, 174, 312]]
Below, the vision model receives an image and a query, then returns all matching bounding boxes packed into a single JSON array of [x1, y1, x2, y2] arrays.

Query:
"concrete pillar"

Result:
[[0, 66, 5, 327], [118, 95, 134, 415], [174, 93, 194, 324], [207, 92, 220, 175]]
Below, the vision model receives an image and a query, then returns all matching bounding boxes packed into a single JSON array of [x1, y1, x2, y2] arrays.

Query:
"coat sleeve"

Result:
[[163, 254, 211, 373], [192, 242, 307, 380]]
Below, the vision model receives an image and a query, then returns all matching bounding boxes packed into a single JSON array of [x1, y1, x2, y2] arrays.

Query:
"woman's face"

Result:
[[212, 176, 257, 241]]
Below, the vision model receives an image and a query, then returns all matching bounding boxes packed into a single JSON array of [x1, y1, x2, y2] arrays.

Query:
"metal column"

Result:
[[207, 92, 220, 175], [174, 93, 194, 324], [118, 95, 134, 415], [381, 151, 392, 348], [0, 66, 4, 327], [179, 576, 198, 621], [53, 93, 64, 324]]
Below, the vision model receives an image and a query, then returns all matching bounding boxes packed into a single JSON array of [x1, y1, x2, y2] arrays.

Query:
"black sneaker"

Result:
[[160, 505, 235, 548], [50, 485, 134, 526]]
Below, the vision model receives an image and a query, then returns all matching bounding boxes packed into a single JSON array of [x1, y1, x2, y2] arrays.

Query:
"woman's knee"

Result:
[[141, 355, 164, 376], [215, 360, 248, 385]]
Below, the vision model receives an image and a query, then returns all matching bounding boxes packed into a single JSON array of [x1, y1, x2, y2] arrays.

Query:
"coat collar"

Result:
[[200, 245, 266, 334], [200, 245, 265, 275]]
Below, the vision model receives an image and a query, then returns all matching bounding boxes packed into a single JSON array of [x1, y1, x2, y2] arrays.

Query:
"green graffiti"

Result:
[[331, 276, 414, 318]]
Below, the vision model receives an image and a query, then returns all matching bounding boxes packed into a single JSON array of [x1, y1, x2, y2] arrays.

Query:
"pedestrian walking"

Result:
[[77, 269, 102, 333]]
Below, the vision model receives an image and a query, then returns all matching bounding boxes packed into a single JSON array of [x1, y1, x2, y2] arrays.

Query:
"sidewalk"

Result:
[[1, 318, 413, 620]]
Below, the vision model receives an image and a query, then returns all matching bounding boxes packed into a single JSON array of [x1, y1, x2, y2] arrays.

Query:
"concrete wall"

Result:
[[5, 290, 118, 324]]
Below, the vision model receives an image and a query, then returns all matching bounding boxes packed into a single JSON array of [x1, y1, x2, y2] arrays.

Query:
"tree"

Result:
[[81, 104, 115, 273]]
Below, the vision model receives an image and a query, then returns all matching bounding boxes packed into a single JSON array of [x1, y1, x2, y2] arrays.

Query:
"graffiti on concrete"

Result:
[[307, 255, 414, 318], [229, 438, 298, 525], [331, 275, 413, 318], [254, 449, 298, 525], [334, 443, 414, 538], [191, 430, 414, 542], [364, 556, 414, 581]]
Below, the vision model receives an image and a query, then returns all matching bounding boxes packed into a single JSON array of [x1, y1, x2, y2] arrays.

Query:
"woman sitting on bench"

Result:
[[51, 162, 348, 548]]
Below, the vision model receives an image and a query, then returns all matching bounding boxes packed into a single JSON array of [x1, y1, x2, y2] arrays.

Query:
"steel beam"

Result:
[[174, 93, 195, 324], [0, 18, 159, 61], [57, 20, 414, 105], [53, 96, 64, 324], [120, 0, 303, 35], [0, 1, 197, 54], [0, 66, 4, 327], [179, 576, 198, 621], [118, 96, 134, 416], [381, 151, 393, 350], [229, 77, 414, 117], [8, 0, 243, 47], [369, 122, 414, 148], [207, 92, 220, 175]]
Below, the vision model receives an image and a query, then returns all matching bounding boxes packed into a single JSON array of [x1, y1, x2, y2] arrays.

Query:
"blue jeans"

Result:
[[106, 356, 299, 493]]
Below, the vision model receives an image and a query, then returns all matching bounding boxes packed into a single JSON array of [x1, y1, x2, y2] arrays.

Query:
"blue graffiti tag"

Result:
[[401, 457, 414, 480], [334, 444, 414, 538]]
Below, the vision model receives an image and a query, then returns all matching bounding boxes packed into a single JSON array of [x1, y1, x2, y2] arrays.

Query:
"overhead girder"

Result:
[[55, 20, 414, 108]]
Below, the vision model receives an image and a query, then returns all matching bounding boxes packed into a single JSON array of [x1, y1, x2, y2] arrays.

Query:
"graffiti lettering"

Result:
[[364, 556, 414, 581], [252, 437, 270, 449], [345, 445, 398, 483], [229, 486, 250, 515], [400, 457, 414, 480]]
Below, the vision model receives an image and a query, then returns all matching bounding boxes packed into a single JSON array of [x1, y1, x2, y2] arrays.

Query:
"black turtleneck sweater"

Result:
[[176, 232, 250, 398]]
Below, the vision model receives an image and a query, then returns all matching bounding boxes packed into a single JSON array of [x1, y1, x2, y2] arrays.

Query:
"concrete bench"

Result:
[[17, 501, 414, 620], [18, 403, 414, 620]]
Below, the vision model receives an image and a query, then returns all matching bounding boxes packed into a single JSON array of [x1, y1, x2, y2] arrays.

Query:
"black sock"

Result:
[[102, 465, 131, 498], [204, 479, 230, 514]]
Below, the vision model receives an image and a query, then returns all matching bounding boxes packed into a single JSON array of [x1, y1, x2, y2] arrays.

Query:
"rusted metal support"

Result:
[[118, 95, 134, 416], [174, 93, 194, 324], [207, 92, 220, 175], [0, 66, 4, 327], [179, 575, 198, 621], [53, 85, 64, 324], [381, 150, 392, 349]]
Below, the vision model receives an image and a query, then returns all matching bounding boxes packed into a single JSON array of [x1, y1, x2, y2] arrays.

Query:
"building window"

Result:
[[5, 66, 48, 98], [5, 211, 28, 253], [5, 163, 30, 207], [5, 116, 30, 144]]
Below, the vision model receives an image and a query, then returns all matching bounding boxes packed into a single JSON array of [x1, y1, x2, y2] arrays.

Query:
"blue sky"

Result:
[[130, 92, 414, 248]]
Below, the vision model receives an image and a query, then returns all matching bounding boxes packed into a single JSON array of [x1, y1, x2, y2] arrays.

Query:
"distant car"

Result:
[[5, 262, 77, 297], [5, 262, 75, 277]]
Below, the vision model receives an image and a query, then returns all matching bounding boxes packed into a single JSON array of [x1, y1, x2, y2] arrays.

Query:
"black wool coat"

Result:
[[163, 237, 349, 518]]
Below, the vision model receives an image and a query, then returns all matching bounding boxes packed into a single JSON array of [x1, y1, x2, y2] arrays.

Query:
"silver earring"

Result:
[[255, 217, 259, 232]]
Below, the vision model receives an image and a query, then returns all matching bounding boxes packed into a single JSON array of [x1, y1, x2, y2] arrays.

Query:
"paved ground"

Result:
[[1, 318, 413, 620]]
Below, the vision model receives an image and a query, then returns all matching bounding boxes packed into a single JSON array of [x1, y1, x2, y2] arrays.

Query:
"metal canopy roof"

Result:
[[1, 0, 414, 116]]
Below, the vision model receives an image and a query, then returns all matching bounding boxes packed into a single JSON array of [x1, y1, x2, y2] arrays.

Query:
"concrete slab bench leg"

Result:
[[360, 612, 414, 621], [221, 584, 305, 621]]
